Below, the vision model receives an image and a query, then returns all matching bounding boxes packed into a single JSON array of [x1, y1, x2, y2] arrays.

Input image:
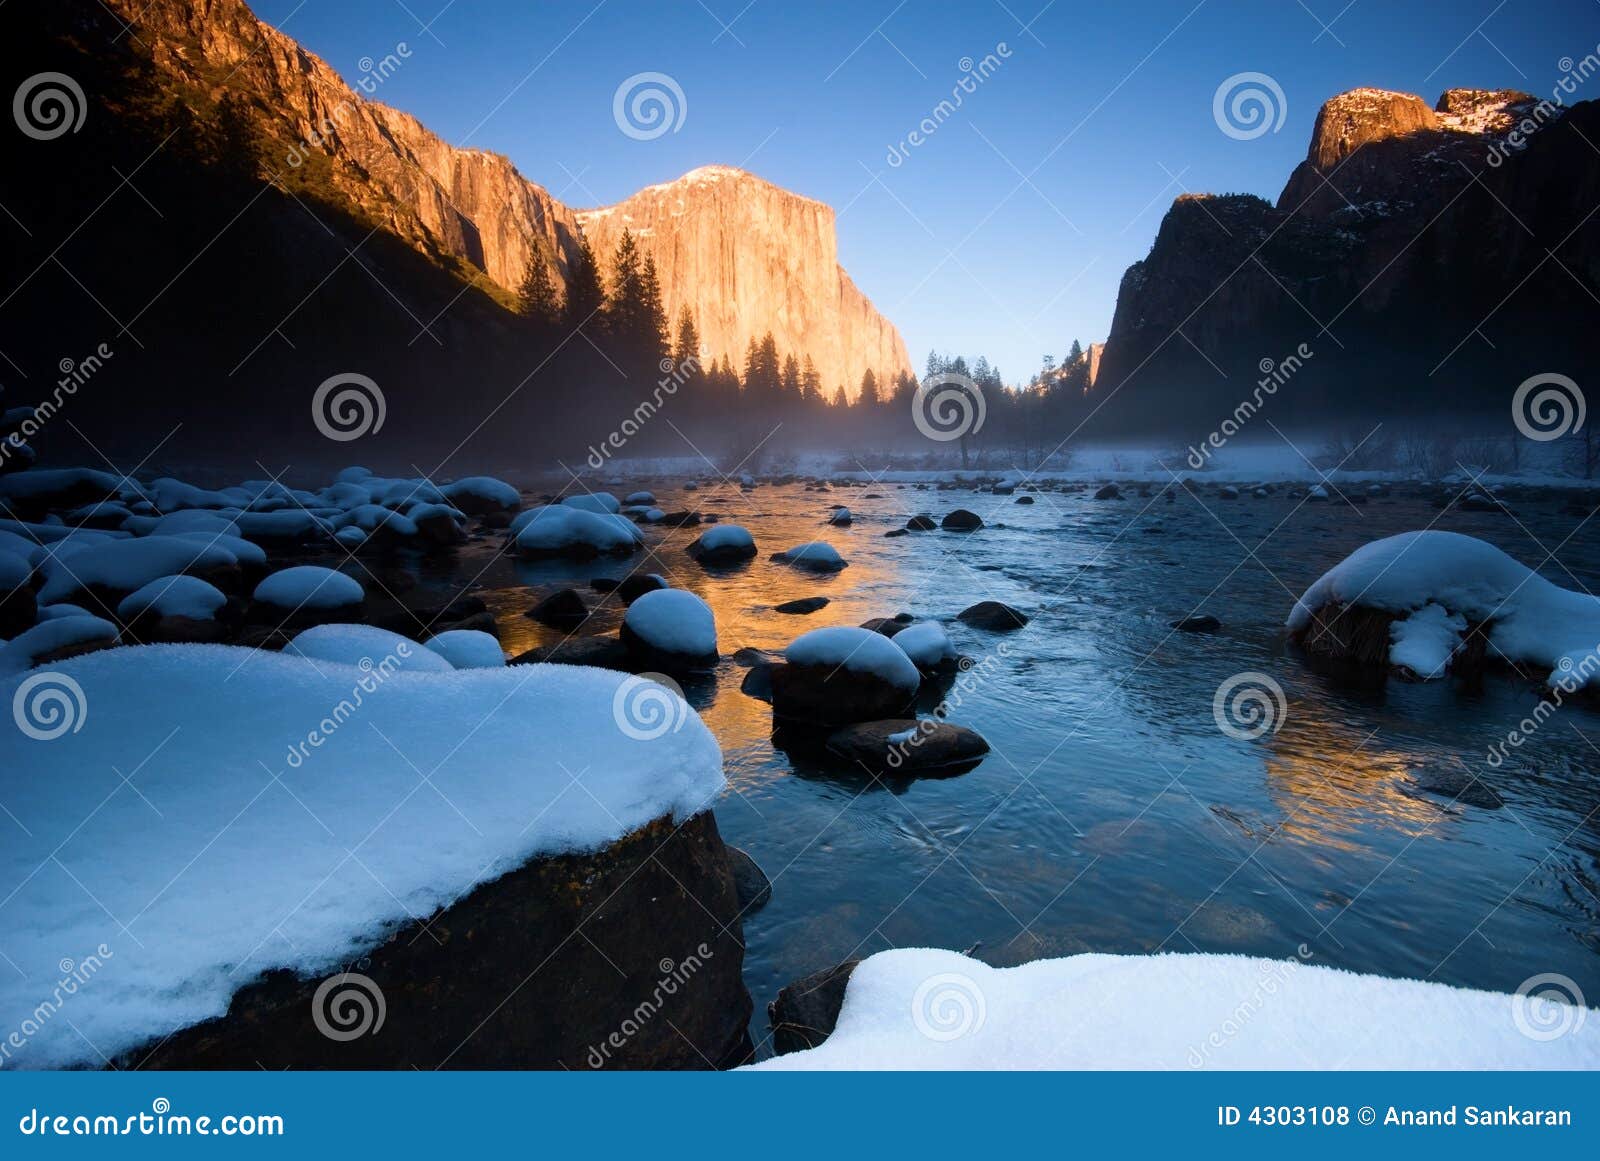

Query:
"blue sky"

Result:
[[255, 0, 1596, 383]]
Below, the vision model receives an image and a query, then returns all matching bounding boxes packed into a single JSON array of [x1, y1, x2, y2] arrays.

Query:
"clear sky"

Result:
[[254, 0, 1596, 383]]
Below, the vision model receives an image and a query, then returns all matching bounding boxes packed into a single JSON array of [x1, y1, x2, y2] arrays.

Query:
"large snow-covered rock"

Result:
[[1288, 531, 1600, 686], [0, 614, 120, 676], [621, 589, 718, 673], [687, 523, 757, 564], [561, 492, 621, 514], [252, 566, 365, 613], [117, 575, 229, 622], [37, 536, 240, 604], [441, 476, 520, 515], [514, 506, 642, 559], [773, 626, 920, 727], [0, 645, 727, 1068], [752, 948, 1600, 1070], [423, 628, 506, 669], [285, 624, 453, 673], [771, 541, 848, 572]]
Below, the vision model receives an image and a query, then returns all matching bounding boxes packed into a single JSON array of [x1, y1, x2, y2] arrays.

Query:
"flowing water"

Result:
[[358, 476, 1600, 1059]]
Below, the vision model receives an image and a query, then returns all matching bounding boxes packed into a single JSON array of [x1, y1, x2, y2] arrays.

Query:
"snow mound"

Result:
[[0, 615, 118, 676], [624, 589, 717, 656], [423, 629, 506, 669], [562, 493, 621, 514], [0, 645, 725, 1068], [38, 536, 238, 603], [514, 506, 641, 556], [894, 621, 957, 669], [285, 624, 452, 673], [786, 626, 919, 688], [441, 476, 520, 512], [117, 576, 228, 621], [698, 524, 754, 552], [253, 566, 364, 610], [1288, 531, 1600, 686], [774, 541, 847, 570], [751, 948, 1600, 1070]]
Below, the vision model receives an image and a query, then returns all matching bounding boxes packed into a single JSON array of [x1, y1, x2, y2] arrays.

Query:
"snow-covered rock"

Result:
[[252, 566, 364, 612], [117, 575, 228, 622], [624, 490, 656, 506], [774, 626, 920, 727], [37, 536, 239, 604], [513, 506, 642, 558], [751, 947, 1600, 1070], [441, 476, 520, 514], [687, 523, 757, 564], [562, 492, 621, 514], [1288, 531, 1600, 687], [772, 541, 848, 572], [621, 589, 718, 672], [0, 614, 119, 676], [285, 623, 452, 672], [893, 621, 959, 671], [423, 629, 506, 669], [0, 645, 725, 1067]]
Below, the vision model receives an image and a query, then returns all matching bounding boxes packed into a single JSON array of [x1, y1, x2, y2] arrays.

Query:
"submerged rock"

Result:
[[905, 514, 937, 531], [774, 596, 829, 615], [1171, 614, 1221, 633], [825, 718, 990, 776], [617, 573, 669, 604], [956, 601, 1029, 630], [728, 847, 772, 914], [941, 509, 984, 531], [1094, 484, 1120, 500], [527, 587, 589, 629]]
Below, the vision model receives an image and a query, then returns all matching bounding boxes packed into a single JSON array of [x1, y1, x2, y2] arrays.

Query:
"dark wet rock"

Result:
[[122, 610, 237, 645], [769, 959, 860, 1056], [826, 509, 852, 526], [1407, 766, 1505, 809], [371, 595, 486, 637], [774, 596, 829, 615], [411, 507, 466, 548], [732, 647, 782, 667], [739, 663, 776, 703], [617, 573, 669, 604], [941, 509, 983, 531], [1171, 614, 1221, 633], [859, 617, 910, 638], [728, 847, 772, 915], [1015, 495, 1035, 505], [1094, 483, 1120, 500], [1218, 486, 1239, 500], [124, 812, 752, 1070], [0, 582, 37, 638], [956, 601, 1029, 630], [905, 514, 937, 531], [771, 663, 916, 728], [825, 718, 990, 777], [526, 588, 589, 629], [656, 511, 702, 527], [883, 528, 908, 538], [590, 577, 620, 593], [511, 635, 631, 671]]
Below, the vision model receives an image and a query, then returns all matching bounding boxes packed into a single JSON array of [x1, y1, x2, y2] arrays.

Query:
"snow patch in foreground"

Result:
[[750, 948, 1600, 1070], [0, 645, 724, 1068]]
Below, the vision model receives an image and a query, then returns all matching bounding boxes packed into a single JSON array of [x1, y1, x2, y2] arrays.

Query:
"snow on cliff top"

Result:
[[751, 948, 1600, 1070], [1287, 531, 1600, 686], [0, 645, 723, 1068]]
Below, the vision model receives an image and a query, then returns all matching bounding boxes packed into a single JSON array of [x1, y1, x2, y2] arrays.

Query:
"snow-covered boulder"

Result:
[[561, 492, 621, 514], [286, 623, 452, 673], [0, 614, 119, 676], [0, 468, 121, 518], [622, 589, 718, 673], [231, 510, 332, 544], [771, 541, 848, 572], [624, 490, 656, 506], [116, 576, 233, 643], [1288, 531, 1600, 687], [892, 621, 961, 673], [773, 626, 920, 727], [251, 566, 365, 627], [827, 507, 852, 526], [37, 536, 240, 605], [514, 506, 642, 559], [687, 523, 757, 564], [441, 476, 521, 516], [423, 629, 506, 669], [0, 646, 732, 1068], [752, 947, 1600, 1070]]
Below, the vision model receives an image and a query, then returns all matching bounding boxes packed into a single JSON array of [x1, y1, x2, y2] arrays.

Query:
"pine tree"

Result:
[[780, 354, 801, 401], [517, 247, 561, 326], [801, 355, 822, 403], [639, 254, 669, 367], [673, 307, 701, 371], [563, 234, 605, 332], [858, 368, 879, 408]]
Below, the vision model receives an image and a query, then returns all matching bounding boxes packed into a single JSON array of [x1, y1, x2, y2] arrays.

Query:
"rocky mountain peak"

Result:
[[1303, 88, 1440, 169]]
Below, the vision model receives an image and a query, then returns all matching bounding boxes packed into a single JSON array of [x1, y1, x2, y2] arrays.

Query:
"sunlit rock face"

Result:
[[105, 0, 911, 397], [577, 166, 913, 398]]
